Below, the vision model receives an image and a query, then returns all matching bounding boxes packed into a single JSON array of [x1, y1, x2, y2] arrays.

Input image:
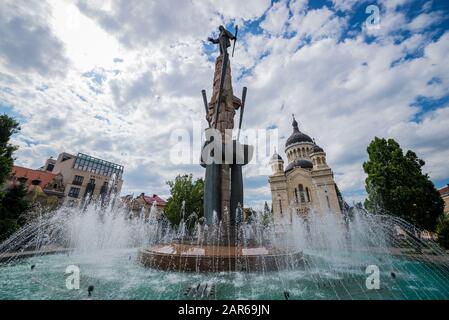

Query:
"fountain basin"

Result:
[[138, 244, 304, 272]]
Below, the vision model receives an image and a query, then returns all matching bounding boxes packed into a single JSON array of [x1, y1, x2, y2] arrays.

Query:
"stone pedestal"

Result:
[[207, 55, 238, 132], [206, 54, 241, 225]]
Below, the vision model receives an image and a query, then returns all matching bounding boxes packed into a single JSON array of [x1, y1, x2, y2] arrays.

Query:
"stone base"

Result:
[[138, 244, 303, 272]]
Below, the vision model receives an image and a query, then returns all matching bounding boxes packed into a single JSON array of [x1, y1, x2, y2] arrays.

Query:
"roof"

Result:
[[12, 166, 57, 189], [439, 185, 449, 197], [285, 159, 313, 172], [312, 144, 324, 153], [143, 194, 167, 207], [285, 116, 313, 148], [270, 152, 283, 162]]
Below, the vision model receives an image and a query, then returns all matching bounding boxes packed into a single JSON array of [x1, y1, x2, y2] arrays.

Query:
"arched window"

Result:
[[306, 187, 310, 202], [298, 184, 305, 203], [294, 188, 299, 203], [302, 147, 305, 157]]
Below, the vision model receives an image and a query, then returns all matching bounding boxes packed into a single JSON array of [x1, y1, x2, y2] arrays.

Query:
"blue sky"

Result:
[[1, 0, 449, 208]]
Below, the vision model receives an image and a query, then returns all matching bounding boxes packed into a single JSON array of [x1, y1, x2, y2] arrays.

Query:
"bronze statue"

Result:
[[208, 25, 236, 56], [201, 25, 252, 238]]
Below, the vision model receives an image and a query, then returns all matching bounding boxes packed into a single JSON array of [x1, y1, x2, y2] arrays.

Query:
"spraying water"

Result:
[[1, 194, 449, 300]]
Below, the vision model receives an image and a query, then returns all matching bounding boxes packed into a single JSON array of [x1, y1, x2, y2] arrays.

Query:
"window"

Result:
[[68, 187, 80, 198], [298, 184, 305, 203], [279, 199, 283, 215], [306, 187, 311, 202], [46, 163, 54, 172], [74, 153, 124, 179], [89, 178, 95, 185], [294, 188, 299, 203], [72, 175, 84, 186]]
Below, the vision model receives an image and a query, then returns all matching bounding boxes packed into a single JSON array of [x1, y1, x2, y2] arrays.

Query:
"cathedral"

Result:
[[269, 116, 344, 223]]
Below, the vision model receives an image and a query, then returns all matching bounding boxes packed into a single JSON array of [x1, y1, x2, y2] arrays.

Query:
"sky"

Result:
[[1, 0, 449, 209]]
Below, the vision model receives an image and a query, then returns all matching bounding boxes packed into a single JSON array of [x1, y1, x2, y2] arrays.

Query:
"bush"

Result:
[[363, 137, 444, 231], [436, 215, 449, 249], [164, 174, 204, 231]]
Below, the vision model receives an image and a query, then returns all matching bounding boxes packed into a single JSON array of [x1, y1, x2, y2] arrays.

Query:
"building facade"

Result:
[[10, 166, 64, 195], [122, 193, 167, 220], [438, 184, 449, 215], [9, 166, 66, 208], [41, 152, 124, 206], [268, 116, 343, 223]]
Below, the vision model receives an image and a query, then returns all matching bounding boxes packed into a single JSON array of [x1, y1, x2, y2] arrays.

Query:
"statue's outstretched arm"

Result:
[[208, 37, 219, 44]]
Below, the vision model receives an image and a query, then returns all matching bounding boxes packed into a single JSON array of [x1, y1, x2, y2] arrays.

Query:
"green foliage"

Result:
[[0, 219, 19, 242], [27, 188, 60, 213], [363, 137, 444, 231], [164, 174, 204, 230], [0, 114, 29, 240], [244, 207, 256, 224], [436, 215, 449, 249], [262, 201, 273, 226], [0, 184, 29, 240], [0, 114, 20, 186]]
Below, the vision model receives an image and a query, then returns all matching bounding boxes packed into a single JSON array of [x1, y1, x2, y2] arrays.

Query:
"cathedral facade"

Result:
[[269, 116, 343, 222]]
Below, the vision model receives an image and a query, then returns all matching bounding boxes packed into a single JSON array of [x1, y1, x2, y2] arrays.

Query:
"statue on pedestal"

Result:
[[201, 25, 252, 241]]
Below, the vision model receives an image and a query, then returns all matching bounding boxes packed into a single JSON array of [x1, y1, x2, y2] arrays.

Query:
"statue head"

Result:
[[219, 25, 225, 32]]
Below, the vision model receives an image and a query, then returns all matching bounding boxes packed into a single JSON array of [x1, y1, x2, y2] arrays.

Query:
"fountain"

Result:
[[1, 185, 449, 299], [1, 26, 449, 300], [138, 25, 303, 272]]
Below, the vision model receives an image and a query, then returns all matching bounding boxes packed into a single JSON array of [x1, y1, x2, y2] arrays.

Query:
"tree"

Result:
[[363, 137, 444, 231], [164, 174, 204, 231], [0, 115, 20, 187], [0, 114, 29, 240], [436, 216, 449, 249], [0, 184, 29, 240], [262, 201, 273, 226]]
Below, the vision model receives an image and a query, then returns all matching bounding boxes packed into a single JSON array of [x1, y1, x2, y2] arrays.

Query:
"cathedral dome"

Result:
[[285, 116, 313, 148], [285, 159, 313, 172], [271, 152, 283, 162], [312, 144, 324, 153]]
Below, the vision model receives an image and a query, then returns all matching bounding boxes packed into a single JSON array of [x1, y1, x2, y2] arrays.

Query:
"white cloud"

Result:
[[260, 1, 291, 35], [0, 0, 68, 76], [1, 0, 449, 207], [288, 7, 347, 42]]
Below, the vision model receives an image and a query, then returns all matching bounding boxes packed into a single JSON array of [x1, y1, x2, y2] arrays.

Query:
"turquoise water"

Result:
[[1, 249, 448, 300]]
